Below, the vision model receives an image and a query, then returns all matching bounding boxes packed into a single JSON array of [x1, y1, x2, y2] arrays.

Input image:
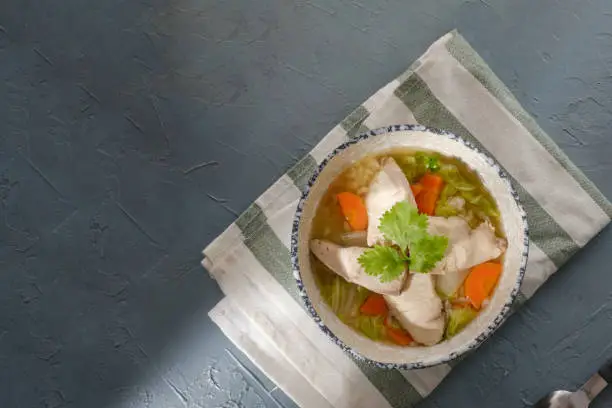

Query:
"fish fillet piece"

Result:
[[366, 158, 416, 246], [384, 274, 445, 346], [310, 239, 406, 295]]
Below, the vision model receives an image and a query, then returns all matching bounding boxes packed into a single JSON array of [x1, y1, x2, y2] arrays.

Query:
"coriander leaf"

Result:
[[375, 201, 449, 274], [416, 152, 440, 173], [358, 246, 407, 282], [425, 156, 440, 172], [409, 234, 449, 273], [378, 201, 427, 251]]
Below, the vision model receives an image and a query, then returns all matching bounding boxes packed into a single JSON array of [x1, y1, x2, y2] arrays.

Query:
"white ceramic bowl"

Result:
[[290, 125, 529, 369]]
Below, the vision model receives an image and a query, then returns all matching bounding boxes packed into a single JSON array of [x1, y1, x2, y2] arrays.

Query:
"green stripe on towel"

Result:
[[347, 123, 370, 139], [394, 74, 580, 267], [341, 105, 370, 134], [236, 204, 300, 304], [287, 154, 318, 192]]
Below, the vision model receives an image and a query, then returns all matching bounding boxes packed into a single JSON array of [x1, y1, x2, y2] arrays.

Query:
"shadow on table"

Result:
[[0, 0, 296, 407]]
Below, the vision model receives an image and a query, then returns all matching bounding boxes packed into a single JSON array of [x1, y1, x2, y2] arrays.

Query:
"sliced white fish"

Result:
[[310, 239, 406, 295], [384, 274, 445, 346], [366, 158, 416, 246], [434, 219, 507, 296], [403, 316, 446, 347], [425, 216, 471, 275], [427, 216, 472, 249]]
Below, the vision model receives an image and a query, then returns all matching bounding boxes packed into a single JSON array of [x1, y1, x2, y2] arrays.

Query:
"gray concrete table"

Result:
[[2, 0, 612, 407]]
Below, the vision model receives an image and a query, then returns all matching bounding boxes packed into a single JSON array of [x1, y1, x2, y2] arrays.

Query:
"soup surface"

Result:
[[310, 150, 506, 347]]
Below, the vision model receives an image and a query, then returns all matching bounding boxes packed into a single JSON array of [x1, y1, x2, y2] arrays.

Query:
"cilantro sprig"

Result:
[[358, 201, 448, 281], [357, 246, 407, 283]]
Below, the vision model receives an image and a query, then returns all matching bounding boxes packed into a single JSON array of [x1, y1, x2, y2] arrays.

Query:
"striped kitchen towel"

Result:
[[202, 30, 612, 408]]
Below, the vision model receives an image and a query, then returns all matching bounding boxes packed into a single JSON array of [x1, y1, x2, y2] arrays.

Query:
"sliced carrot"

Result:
[[464, 262, 502, 309], [415, 173, 444, 215], [386, 326, 413, 346], [383, 315, 413, 345], [411, 183, 424, 198], [336, 192, 368, 231], [420, 173, 444, 191], [360, 294, 388, 316], [416, 191, 438, 215]]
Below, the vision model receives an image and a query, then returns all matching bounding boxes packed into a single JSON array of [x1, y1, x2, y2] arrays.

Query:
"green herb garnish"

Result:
[[358, 202, 448, 281], [357, 246, 407, 282], [378, 201, 427, 252], [416, 152, 440, 172], [409, 234, 449, 273]]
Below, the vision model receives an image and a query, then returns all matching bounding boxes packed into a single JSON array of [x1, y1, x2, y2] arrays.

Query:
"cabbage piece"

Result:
[[435, 184, 462, 217], [356, 315, 386, 340], [319, 274, 389, 341], [435, 202, 460, 218], [436, 162, 501, 227], [440, 183, 458, 200], [319, 273, 372, 320], [394, 155, 422, 183], [321, 275, 351, 316], [445, 307, 478, 338]]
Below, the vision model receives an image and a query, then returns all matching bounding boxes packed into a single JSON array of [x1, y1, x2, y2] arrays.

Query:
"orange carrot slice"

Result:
[[387, 326, 413, 346], [416, 191, 438, 215], [337, 192, 368, 231], [415, 173, 444, 215], [464, 262, 502, 309], [411, 183, 424, 198], [420, 173, 444, 191], [359, 294, 388, 316]]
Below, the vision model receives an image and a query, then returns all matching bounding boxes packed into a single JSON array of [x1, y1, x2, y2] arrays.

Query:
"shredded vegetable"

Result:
[[435, 162, 500, 227], [318, 274, 389, 340], [357, 315, 386, 340], [446, 306, 478, 338], [319, 273, 368, 319], [393, 153, 500, 228]]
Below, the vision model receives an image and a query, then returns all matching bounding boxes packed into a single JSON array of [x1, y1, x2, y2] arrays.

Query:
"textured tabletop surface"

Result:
[[2, 0, 612, 407]]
